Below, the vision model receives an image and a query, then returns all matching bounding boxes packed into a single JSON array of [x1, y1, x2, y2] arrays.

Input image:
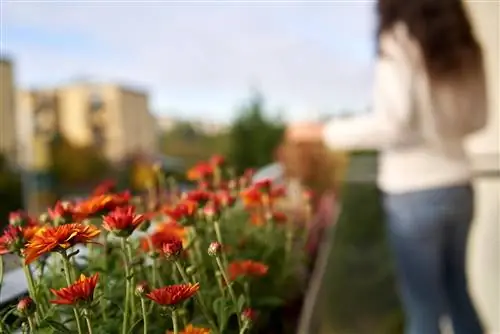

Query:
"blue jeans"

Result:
[[384, 184, 484, 334]]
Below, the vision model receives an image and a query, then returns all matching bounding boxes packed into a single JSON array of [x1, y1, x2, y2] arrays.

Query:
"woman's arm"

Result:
[[322, 34, 414, 151]]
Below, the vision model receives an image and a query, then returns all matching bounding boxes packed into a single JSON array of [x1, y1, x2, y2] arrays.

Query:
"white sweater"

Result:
[[322, 23, 488, 194]]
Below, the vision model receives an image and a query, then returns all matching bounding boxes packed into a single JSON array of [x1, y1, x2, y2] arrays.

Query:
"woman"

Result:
[[286, 0, 487, 333]]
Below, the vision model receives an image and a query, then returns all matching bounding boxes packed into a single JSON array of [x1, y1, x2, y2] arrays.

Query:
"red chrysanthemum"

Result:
[[184, 190, 213, 206], [102, 206, 145, 237], [24, 223, 100, 264], [50, 273, 99, 306], [9, 210, 36, 227], [228, 260, 269, 281], [161, 237, 183, 260], [146, 283, 200, 306], [48, 201, 75, 224], [163, 200, 198, 222], [210, 154, 225, 167], [0, 222, 44, 255], [216, 190, 235, 207]]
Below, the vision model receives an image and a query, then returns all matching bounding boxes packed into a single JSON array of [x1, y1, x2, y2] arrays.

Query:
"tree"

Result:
[[49, 134, 111, 194], [0, 154, 22, 225], [228, 93, 285, 174]]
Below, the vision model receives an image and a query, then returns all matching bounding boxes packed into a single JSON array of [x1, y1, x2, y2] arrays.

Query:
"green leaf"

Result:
[[237, 294, 246, 312], [43, 319, 72, 333]]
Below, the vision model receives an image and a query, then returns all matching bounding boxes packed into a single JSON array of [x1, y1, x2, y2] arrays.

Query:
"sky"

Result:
[[1, 0, 377, 123]]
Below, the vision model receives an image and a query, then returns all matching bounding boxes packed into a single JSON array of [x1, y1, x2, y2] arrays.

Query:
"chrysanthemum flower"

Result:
[[216, 190, 235, 208], [92, 179, 116, 196], [50, 273, 99, 306], [146, 283, 200, 306], [161, 238, 183, 260], [140, 222, 186, 253], [0, 222, 44, 256], [17, 297, 36, 316], [102, 206, 145, 237], [73, 191, 131, 220], [186, 162, 213, 181], [228, 260, 269, 281], [167, 324, 211, 334], [24, 223, 100, 264], [163, 200, 198, 224], [183, 190, 212, 206], [241, 308, 257, 323], [9, 210, 36, 227], [48, 201, 75, 225], [210, 154, 225, 167]]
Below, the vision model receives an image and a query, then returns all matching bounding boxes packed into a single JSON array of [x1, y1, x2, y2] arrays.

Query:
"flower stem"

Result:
[[215, 256, 242, 329], [27, 315, 35, 333], [239, 321, 250, 334], [140, 298, 148, 334], [120, 238, 131, 334], [22, 263, 41, 324], [171, 310, 179, 334], [83, 310, 93, 334], [174, 261, 219, 333], [126, 242, 137, 320], [0, 257, 3, 301], [60, 253, 84, 334], [213, 220, 228, 267]]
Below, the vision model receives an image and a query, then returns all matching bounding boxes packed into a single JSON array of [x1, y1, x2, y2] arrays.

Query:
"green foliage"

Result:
[[0, 154, 22, 225], [320, 152, 404, 334], [49, 134, 111, 190], [161, 122, 230, 168], [228, 94, 284, 174]]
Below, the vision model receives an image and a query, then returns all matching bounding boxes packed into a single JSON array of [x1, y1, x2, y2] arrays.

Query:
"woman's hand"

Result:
[[285, 122, 325, 143]]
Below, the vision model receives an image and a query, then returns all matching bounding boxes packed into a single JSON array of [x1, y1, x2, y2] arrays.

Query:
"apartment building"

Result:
[[17, 83, 159, 168], [0, 58, 17, 161]]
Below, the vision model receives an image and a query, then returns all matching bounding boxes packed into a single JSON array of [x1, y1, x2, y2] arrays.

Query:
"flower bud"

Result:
[[202, 201, 220, 220], [207, 241, 222, 257], [9, 211, 29, 227], [135, 282, 149, 297], [162, 239, 183, 261], [241, 308, 257, 324], [17, 297, 36, 317], [38, 213, 51, 224]]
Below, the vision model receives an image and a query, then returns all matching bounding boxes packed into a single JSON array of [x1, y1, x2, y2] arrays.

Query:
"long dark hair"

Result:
[[377, 0, 483, 80]]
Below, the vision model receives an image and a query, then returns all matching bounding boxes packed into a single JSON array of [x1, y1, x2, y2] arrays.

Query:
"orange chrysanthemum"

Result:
[[92, 179, 116, 196], [146, 283, 200, 306], [140, 222, 186, 253], [228, 260, 269, 281], [102, 206, 145, 237], [168, 324, 211, 334], [186, 162, 213, 181], [73, 191, 130, 220], [50, 273, 99, 306], [24, 223, 100, 264]]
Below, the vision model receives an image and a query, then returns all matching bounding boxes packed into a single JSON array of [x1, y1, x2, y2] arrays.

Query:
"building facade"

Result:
[[17, 83, 159, 168], [0, 58, 17, 162]]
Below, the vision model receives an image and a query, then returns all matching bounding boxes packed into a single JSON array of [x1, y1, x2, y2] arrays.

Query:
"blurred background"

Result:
[[0, 1, 498, 333]]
